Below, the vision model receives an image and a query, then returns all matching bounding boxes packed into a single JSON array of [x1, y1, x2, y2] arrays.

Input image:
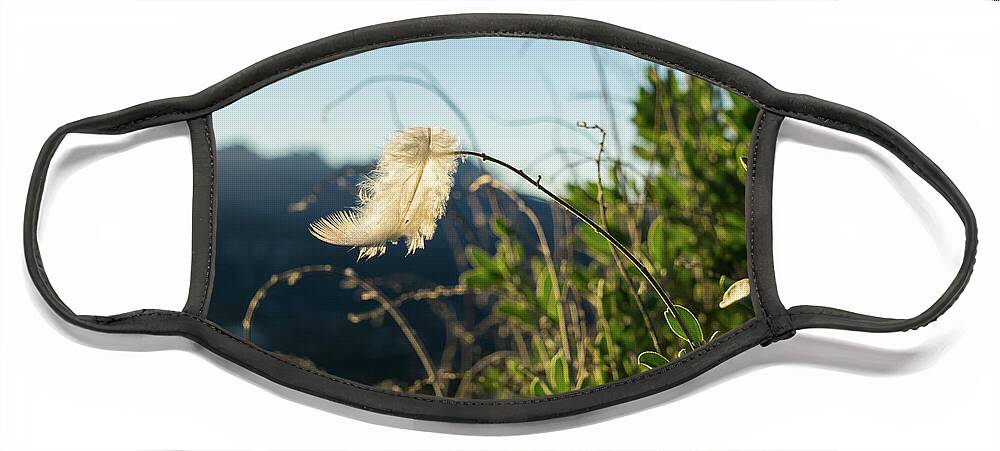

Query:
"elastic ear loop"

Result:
[[779, 104, 978, 333], [24, 114, 195, 333]]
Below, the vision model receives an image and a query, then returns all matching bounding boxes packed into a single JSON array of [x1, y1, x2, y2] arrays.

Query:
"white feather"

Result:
[[309, 127, 460, 260]]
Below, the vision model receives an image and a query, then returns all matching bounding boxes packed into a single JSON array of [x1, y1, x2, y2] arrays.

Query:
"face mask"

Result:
[[25, 14, 977, 424]]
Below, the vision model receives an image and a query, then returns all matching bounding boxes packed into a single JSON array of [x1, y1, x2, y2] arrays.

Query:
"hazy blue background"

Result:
[[213, 37, 683, 195]]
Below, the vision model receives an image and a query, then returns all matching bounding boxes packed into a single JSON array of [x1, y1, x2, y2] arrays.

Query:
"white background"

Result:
[[1, 1, 997, 450]]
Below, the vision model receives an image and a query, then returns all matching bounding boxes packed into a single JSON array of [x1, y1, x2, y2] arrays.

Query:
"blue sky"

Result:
[[213, 37, 691, 194]]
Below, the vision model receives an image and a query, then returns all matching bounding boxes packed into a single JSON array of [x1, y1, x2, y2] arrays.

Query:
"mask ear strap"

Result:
[[772, 100, 978, 333], [25, 105, 204, 334]]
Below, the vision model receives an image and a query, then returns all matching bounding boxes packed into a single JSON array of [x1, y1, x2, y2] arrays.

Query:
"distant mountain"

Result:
[[209, 145, 557, 385]]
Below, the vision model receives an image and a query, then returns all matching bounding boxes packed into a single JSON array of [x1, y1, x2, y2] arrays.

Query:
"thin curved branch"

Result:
[[241, 265, 444, 397], [586, 123, 662, 354], [242, 265, 338, 339], [343, 268, 444, 397], [455, 351, 514, 399], [347, 284, 477, 323], [451, 143, 697, 348], [469, 174, 574, 366], [321, 74, 480, 151]]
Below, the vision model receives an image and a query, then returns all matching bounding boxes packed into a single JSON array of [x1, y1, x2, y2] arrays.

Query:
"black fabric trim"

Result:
[[181, 117, 216, 317], [746, 111, 794, 345], [23, 13, 977, 423]]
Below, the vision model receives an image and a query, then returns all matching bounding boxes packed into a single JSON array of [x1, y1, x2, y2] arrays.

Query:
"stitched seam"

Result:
[[198, 118, 215, 317], [749, 111, 776, 338], [104, 309, 760, 406], [788, 310, 866, 318]]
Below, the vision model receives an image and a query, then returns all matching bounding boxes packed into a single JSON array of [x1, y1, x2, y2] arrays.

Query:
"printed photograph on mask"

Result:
[[208, 37, 758, 399]]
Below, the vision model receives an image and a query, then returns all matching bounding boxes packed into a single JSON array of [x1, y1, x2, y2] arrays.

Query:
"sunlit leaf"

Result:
[[461, 268, 501, 289], [720, 211, 745, 230], [637, 350, 669, 370], [647, 216, 669, 268], [491, 216, 514, 239], [632, 144, 657, 161], [667, 224, 696, 252], [535, 268, 561, 321], [529, 377, 552, 397], [505, 358, 525, 381], [665, 305, 704, 345], [659, 176, 691, 210], [496, 240, 524, 271], [546, 351, 571, 393], [720, 278, 751, 308], [577, 224, 612, 257], [569, 267, 590, 293], [496, 300, 537, 327], [466, 245, 501, 276], [531, 335, 550, 364], [481, 366, 501, 391]]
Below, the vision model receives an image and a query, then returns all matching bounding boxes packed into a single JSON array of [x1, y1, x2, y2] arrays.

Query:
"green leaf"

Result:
[[632, 144, 657, 161], [667, 224, 697, 252], [491, 217, 514, 239], [658, 176, 692, 210], [496, 240, 524, 271], [496, 300, 537, 327], [546, 351, 571, 394], [577, 224, 611, 257], [720, 278, 751, 308], [596, 330, 614, 356], [718, 275, 733, 292], [569, 267, 590, 293], [461, 268, 501, 289], [480, 366, 501, 391], [664, 304, 704, 345], [529, 377, 552, 397], [592, 365, 606, 385], [535, 268, 561, 321], [720, 211, 745, 230], [506, 358, 525, 381], [647, 216, 669, 267], [531, 335, 550, 364], [465, 246, 501, 274], [637, 350, 669, 370]]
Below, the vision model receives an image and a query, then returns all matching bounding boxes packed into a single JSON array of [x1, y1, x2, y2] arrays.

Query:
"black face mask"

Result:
[[24, 14, 977, 424]]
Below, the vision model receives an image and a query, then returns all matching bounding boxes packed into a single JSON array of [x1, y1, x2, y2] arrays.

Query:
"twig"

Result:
[[576, 122, 694, 347], [589, 47, 625, 165], [347, 284, 478, 323], [455, 351, 514, 398], [452, 137, 696, 350], [343, 269, 445, 397], [583, 123, 662, 354], [241, 265, 444, 397], [469, 174, 575, 369], [242, 265, 338, 339]]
